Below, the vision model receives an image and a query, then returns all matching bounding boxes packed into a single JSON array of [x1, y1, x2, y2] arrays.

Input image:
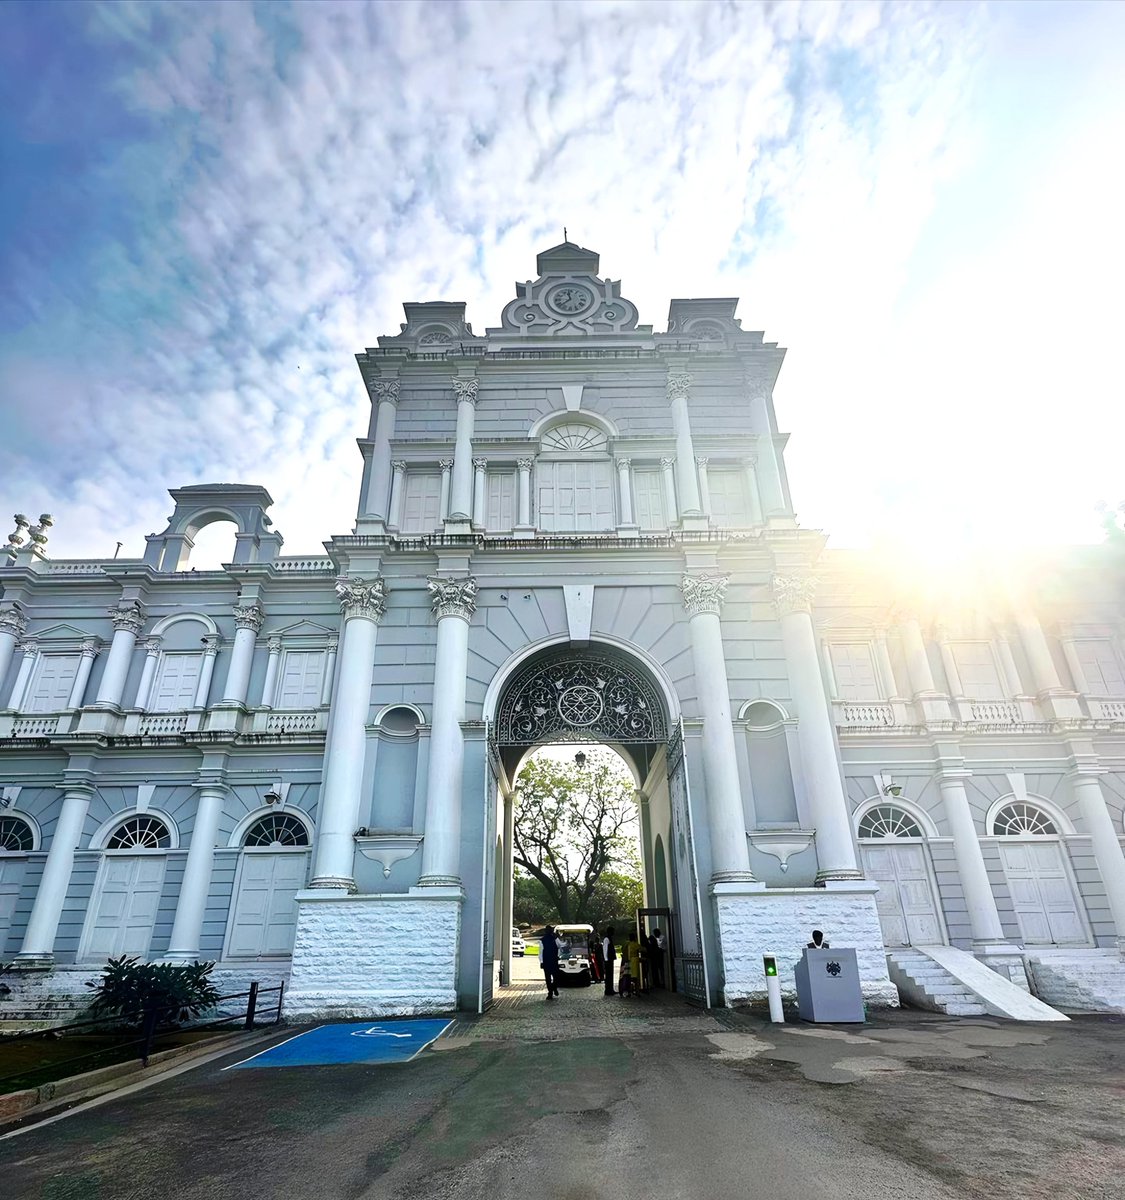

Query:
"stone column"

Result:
[[994, 625, 1025, 696], [18, 784, 93, 962], [938, 772, 1007, 947], [260, 636, 282, 708], [667, 374, 702, 516], [900, 617, 939, 695], [472, 458, 488, 528], [820, 640, 840, 700], [935, 625, 965, 698], [516, 458, 534, 530], [449, 378, 478, 522], [660, 457, 679, 524], [680, 574, 754, 882], [387, 460, 407, 530], [1071, 773, 1125, 951], [419, 576, 478, 887], [194, 635, 220, 708], [743, 455, 763, 525], [499, 791, 515, 986], [696, 457, 712, 520], [66, 639, 100, 709], [872, 631, 901, 699], [1059, 635, 1091, 695], [748, 383, 787, 516], [219, 602, 263, 706], [1014, 606, 1063, 693], [7, 639, 39, 710], [134, 638, 162, 710], [772, 574, 861, 880], [615, 457, 635, 527], [310, 578, 386, 889], [0, 607, 27, 700], [438, 459, 454, 525], [165, 784, 226, 962], [320, 635, 338, 706], [361, 379, 399, 523], [93, 602, 146, 708]]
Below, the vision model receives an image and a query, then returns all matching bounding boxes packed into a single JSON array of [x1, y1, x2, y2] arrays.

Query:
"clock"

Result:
[[548, 284, 594, 314]]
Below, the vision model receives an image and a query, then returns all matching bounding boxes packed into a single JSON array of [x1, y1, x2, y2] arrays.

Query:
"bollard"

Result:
[[764, 954, 785, 1023]]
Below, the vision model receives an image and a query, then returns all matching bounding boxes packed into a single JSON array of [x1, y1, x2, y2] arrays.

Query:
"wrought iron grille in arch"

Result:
[[497, 650, 667, 746]]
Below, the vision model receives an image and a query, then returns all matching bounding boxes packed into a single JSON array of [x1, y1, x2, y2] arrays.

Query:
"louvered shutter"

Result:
[[401, 471, 442, 532], [151, 653, 202, 711], [708, 468, 748, 526], [633, 469, 666, 530], [27, 655, 80, 712], [485, 472, 516, 531], [1075, 639, 1125, 696], [277, 651, 325, 708], [829, 644, 881, 701], [951, 643, 1004, 699]]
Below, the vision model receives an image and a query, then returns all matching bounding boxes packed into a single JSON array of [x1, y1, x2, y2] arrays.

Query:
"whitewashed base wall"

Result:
[[712, 881, 899, 1007], [283, 888, 462, 1020]]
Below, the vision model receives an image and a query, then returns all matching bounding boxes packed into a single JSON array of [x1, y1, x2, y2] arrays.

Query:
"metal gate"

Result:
[[666, 719, 711, 1006]]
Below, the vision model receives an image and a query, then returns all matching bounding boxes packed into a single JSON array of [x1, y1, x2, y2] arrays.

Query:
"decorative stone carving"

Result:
[[326, 635, 339, 652], [391, 459, 407, 473], [743, 453, 759, 467], [428, 576, 478, 621], [681, 573, 730, 617], [336, 577, 387, 623], [771, 574, 818, 617], [200, 634, 222, 655], [6, 514, 28, 550], [473, 457, 488, 470], [18, 639, 39, 659], [0, 607, 28, 639], [452, 378, 479, 405], [695, 456, 709, 468], [143, 636, 163, 655], [666, 374, 693, 402], [616, 457, 632, 471], [498, 649, 666, 745], [517, 457, 534, 472], [109, 601, 146, 635], [438, 458, 455, 472], [28, 514, 52, 548], [267, 635, 283, 654], [369, 379, 400, 403], [660, 456, 676, 470], [79, 638, 100, 657], [233, 602, 265, 633]]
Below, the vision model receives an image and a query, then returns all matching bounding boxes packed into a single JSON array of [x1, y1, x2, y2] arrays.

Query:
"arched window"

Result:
[[992, 803, 1058, 836], [540, 422, 609, 453], [243, 814, 310, 848], [0, 816, 34, 853], [106, 816, 172, 850], [536, 419, 614, 531], [858, 806, 924, 840]]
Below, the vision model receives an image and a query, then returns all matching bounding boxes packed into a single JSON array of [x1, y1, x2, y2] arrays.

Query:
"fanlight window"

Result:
[[858, 806, 923, 840], [0, 816, 34, 852], [106, 816, 171, 850], [540, 422, 608, 453], [244, 814, 310, 848], [993, 803, 1057, 836]]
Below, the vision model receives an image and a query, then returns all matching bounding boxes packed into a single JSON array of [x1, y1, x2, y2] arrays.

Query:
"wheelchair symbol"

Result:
[[351, 1025, 411, 1039]]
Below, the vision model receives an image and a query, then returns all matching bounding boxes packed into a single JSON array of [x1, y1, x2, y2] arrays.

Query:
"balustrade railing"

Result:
[[138, 713, 189, 736], [13, 715, 60, 736], [968, 701, 1020, 723], [840, 703, 895, 726]]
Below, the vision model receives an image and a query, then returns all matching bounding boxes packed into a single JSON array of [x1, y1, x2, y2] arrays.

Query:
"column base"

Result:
[[308, 876, 357, 893], [815, 869, 865, 885], [10, 953, 54, 971], [161, 950, 205, 965], [416, 874, 463, 889], [710, 870, 762, 887], [974, 942, 1032, 990]]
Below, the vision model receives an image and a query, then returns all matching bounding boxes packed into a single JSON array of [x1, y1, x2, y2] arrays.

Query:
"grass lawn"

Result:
[[0, 1030, 221, 1094]]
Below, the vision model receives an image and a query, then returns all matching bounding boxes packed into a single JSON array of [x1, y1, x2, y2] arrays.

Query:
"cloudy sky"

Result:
[[1, 0, 1122, 563]]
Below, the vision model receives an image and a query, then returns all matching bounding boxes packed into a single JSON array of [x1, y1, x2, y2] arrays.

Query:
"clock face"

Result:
[[548, 284, 594, 314]]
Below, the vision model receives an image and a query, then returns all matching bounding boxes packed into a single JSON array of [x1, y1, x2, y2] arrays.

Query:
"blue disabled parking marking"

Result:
[[226, 1019, 452, 1069]]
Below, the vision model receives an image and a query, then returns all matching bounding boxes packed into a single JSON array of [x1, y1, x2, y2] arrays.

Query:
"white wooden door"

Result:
[[226, 852, 308, 957], [998, 841, 1087, 945], [0, 858, 26, 954], [861, 844, 943, 946], [83, 856, 165, 959]]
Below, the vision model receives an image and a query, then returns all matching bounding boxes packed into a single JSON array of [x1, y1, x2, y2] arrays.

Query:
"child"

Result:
[[618, 954, 633, 998]]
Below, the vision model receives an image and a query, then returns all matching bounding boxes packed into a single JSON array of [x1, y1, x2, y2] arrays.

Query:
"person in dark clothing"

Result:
[[806, 929, 830, 949], [588, 933, 604, 983], [539, 924, 561, 999], [601, 926, 616, 996]]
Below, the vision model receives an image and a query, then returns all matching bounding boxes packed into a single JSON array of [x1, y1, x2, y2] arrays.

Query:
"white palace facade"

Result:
[[2, 242, 1124, 1021]]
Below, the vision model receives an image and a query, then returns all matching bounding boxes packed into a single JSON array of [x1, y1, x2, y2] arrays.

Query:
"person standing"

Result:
[[601, 926, 616, 996], [651, 927, 667, 988], [539, 924, 561, 999]]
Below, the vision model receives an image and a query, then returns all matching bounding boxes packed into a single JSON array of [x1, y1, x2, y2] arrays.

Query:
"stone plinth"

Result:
[[284, 888, 462, 1020], [711, 881, 898, 1007]]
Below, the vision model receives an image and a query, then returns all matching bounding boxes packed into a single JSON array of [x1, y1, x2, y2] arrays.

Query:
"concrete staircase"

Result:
[[887, 950, 988, 1016], [1026, 950, 1125, 1014]]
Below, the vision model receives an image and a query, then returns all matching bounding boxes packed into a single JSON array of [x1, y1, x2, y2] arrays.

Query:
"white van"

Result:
[[553, 924, 595, 987]]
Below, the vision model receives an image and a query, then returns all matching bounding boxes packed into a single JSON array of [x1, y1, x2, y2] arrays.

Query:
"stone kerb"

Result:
[[284, 890, 462, 1020], [711, 882, 898, 1008]]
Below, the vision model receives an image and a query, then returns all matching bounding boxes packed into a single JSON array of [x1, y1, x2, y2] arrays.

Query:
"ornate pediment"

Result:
[[490, 242, 649, 337]]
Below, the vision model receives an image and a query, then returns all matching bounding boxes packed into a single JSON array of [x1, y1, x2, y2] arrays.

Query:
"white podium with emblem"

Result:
[[793, 948, 865, 1023]]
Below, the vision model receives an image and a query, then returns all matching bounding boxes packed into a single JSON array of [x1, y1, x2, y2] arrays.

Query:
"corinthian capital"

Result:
[[666, 373, 693, 402], [233, 601, 265, 633], [681, 572, 730, 617], [428, 575, 478, 621], [336, 577, 387, 623], [109, 601, 146, 636], [0, 607, 27, 639], [771, 574, 817, 616], [370, 379, 400, 403], [452, 378, 479, 405]]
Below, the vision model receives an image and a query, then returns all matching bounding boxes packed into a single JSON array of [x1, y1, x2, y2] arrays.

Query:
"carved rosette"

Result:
[[369, 379, 400, 403], [428, 576, 478, 621], [233, 602, 265, 633], [336, 577, 387, 623], [666, 373, 693, 403], [452, 378, 479, 406], [0, 607, 28, 639], [771, 574, 818, 617], [681, 573, 730, 617], [109, 602, 146, 636]]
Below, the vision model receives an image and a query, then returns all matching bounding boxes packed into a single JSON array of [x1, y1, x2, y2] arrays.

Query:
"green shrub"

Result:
[[86, 956, 221, 1027]]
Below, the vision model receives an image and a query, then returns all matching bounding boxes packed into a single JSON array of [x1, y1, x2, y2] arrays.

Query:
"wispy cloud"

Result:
[[0, 0, 1119, 560]]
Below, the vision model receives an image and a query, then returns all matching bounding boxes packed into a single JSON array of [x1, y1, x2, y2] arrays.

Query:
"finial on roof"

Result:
[[564, 226, 568, 242]]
